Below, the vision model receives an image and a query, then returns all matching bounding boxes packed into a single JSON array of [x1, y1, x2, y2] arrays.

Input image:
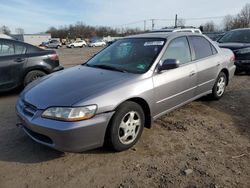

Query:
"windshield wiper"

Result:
[[86, 64, 127, 73]]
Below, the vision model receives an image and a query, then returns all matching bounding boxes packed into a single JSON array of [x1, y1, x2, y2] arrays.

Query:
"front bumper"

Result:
[[16, 99, 114, 152], [235, 60, 250, 72]]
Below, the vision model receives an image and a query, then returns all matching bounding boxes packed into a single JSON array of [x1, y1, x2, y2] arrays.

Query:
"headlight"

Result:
[[234, 47, 250, 54], [42, 105, 97, 121]]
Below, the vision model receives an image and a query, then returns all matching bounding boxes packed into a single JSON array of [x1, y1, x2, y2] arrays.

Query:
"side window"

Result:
[[0, 42, 15, 56], [15, 44, 26, 55], [210, 44, 218, 55], [162, 37, 191, 64], [189, 36, 213, 60]]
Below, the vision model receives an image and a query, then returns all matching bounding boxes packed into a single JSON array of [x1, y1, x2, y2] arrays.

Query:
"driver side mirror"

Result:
[[158, 59, 180, 72]]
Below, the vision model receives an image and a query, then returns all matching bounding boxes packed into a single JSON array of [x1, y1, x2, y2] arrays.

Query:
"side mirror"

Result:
[[159, 59, 180, 71]]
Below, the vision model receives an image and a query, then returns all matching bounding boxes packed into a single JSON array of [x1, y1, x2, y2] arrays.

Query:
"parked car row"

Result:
[[40, 39, 107, 49]]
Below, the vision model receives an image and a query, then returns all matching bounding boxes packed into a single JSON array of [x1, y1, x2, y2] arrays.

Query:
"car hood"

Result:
[[22, 65, 135, 109], [219, 42, 250, 51]]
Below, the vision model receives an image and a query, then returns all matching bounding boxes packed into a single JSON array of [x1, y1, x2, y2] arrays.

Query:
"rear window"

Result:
[[15, 44, 26, 55], [218, 29, 250, 43], [189, 36, 213, 60]]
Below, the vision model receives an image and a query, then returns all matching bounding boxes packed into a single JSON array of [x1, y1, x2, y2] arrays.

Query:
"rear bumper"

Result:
[[235, 60, 250, 71], [16, 99, 114, 152], [228, 65, 236, 80], [52, 65, 64, 72]]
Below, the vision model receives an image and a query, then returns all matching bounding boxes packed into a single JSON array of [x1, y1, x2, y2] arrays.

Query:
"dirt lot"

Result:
[[0, 47, 249, 188]]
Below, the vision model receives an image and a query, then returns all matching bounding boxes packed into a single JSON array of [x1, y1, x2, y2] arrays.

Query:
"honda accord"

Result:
[[16, 32, 236, 152]]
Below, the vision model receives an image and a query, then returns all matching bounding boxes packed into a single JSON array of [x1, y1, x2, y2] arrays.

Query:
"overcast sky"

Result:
[[0, 0, 249, 33]]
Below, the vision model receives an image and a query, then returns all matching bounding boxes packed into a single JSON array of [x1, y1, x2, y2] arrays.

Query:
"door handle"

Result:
[[189, 71, 196, 77], [14, 58, 25, 62]]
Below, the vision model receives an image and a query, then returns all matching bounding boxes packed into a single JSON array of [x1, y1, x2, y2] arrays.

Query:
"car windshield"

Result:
[[218, 30, 250, 43], [85, 38, 165, 74]]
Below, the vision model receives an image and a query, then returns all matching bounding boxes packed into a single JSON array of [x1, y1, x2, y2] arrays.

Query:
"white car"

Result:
[[173, 28, 202, 34], [150, 28, 202, 34], [88, 40, 106, 47], [67, 40, 87, 48]]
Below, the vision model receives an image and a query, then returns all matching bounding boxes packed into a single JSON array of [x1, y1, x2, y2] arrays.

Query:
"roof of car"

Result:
[[231, 28, 250, 31], [125, 32, 202, 39]]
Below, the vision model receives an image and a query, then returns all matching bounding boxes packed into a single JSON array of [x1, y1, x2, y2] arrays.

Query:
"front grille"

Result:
[[19, 99, 37, 117], [23, 126, 53, 144]]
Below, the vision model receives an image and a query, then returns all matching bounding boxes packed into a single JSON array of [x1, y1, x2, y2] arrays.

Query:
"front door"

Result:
[[153, 36, 197, 117]]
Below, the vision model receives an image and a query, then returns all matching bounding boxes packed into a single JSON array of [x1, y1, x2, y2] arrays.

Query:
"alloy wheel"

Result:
[[118, 111, 141, 145]]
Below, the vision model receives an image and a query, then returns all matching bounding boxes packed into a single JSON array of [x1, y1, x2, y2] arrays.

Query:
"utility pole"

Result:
[[151, 19, 155, 30], [144, 20, 146, 31], [174, 14, 178, 28]]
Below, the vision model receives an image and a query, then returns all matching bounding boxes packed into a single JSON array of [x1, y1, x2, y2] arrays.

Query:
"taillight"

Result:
[[230, 54, 235, 63], [48, 53, 59, 61]]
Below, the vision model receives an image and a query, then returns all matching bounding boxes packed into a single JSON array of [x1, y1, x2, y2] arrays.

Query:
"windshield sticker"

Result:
[[144, 41, 164, 46], [137, 64, 146, 69]]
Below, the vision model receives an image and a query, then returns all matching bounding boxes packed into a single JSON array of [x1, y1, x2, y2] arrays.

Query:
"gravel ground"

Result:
[[0, 47, 249, 188]]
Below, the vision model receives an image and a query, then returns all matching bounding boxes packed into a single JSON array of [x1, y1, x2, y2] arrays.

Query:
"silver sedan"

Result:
[[16, 32, 236, 152]]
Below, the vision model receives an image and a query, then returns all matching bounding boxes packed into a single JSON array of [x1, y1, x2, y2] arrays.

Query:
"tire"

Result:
[[107, 101, 145, 152], [211, 72, 227, 100], [23, 70, 47, 87], [71, 45, 74, 48], [56, 45, 60, 49]]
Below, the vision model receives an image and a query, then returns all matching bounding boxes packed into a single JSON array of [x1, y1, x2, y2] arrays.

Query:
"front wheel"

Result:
[[107, 101, 145, 152], [211, 72, 227, 100]]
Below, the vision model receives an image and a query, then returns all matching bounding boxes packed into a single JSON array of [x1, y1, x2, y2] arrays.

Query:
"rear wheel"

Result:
[[107, 101, 145, 151], [211, 72, 227, 100], [23, 70, 46, 87]]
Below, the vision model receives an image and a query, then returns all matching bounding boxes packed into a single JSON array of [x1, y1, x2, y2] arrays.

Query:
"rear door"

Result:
[[188, 36, 219, 95], [0, 40, 27, 90], [153, 36, 197, 117]]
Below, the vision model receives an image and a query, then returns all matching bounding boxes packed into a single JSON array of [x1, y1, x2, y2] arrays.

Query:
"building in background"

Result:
[[11, 33, 51, 46]]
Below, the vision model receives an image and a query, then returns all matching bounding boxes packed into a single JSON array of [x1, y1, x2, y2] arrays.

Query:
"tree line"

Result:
[[46, 22, 142, 39]]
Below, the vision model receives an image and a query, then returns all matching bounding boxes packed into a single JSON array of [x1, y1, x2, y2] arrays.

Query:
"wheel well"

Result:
[[23, 68, 48, 82], [221, 68, 229, 85], [126, 98, 152, 129]]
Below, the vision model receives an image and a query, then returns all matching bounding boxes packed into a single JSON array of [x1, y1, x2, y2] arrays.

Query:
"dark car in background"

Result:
[[203, 32, 225, 41], [0, 38, 63, 92], [217, 28, 250, 73]]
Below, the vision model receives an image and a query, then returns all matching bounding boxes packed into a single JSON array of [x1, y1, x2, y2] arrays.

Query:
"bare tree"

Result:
[[0, 25, 11, 35], [223, 3, 250, 30], [15, 28, 24, 34], [177, 18, 186, 27], [223, 15, 235, 31], [239, 3, 250, 27], [202, 21, 216, 32]]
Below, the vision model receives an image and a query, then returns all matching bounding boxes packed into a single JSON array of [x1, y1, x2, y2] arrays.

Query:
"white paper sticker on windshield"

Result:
[[144, 41, 164, 46]]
